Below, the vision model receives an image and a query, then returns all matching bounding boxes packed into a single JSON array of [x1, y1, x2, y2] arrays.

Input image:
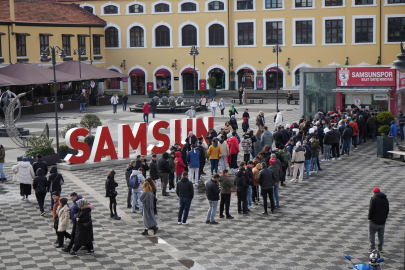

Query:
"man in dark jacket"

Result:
[[63, 192, 83, 253], [196, 142, 206, 181], [367, 113, 378, 142], [258, 163, 276, 214], [48, 166, 64, 210], [32, 168, 47, 215], [79, 93, 86, 112], [125, 160, 136, 208], [368, 187, 389, 253], [330, 127, 341, 160], [273, 126, 284, 149], [150, 98, 157, 118], [302, 141, 312, 179], [234, 168, 249, 215], [181, 141, 189, 171], [357, 115, 366, 144], [218, 170, 234, 219], [342, 124, 353, 155], [205, 128, 218, 146], [176, 172, 194, 225], [158, 152, 171, 196], [205, 174, 222, 224], [149, 154, 159, 182], [135, 155, 149, 178], [33, 154, 48, 176]]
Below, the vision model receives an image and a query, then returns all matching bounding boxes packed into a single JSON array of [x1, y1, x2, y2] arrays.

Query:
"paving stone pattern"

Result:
[[1, 140, 404, 269]]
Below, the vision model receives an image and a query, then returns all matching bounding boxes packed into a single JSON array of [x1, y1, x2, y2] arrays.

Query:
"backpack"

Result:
[[37, 180, 47, 193], [129, 174, 140, 189]]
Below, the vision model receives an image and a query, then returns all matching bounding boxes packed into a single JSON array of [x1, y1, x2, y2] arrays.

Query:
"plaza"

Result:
[[0, 98, 404, 269]]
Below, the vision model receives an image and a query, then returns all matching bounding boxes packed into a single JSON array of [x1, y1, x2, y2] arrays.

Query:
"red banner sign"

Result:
[[147, 82, 154, 92], [337, 67, 395, 86], [397, 70, 405, 90], [199, 80, 206, 90]]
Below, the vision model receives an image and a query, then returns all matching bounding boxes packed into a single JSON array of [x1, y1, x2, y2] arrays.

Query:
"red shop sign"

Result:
[[397, 70, 405, 90], [337, 67, 395, 87]]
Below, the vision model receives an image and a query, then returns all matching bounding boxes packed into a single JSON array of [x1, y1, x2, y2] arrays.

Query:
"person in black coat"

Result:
[[357, 115, 366, 144], [258, 163, 276, 214], [48, 166, 64, 210], [368, 187, 389, 252], [149, 154, 159, 181], [234, 167, 249, 214], [273, 127, 284, 149], [135, 155, 150, 178], [33, 154, 48, 176], [185, 132, 197, 151], [33, 168, 47, 215], [205, 128, 218, 146], [122, 94, 128, 111], [158, 152, 171, 196], [205, 174, 222, 224], [150, 98, 158, 118], [181, 142, 189, 172], [105, 170, 121, 220], [70, 198, 95, 256], [125, 160, 136, 208], [176, 171, 194, 225]]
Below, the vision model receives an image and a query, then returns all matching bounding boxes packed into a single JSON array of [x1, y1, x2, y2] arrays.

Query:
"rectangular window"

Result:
[[295, 0, 312, 7], [237, 0, 254, 9], [238, 22, 254, 45], [355, 18, 373, 43], [388, 0, 405, 3], [16, 36, 26, 57], [78, 36, 86, 52], [0, 38, 2, 58], [266, 21, 283, 45], [40, 36, 49, 55], [93, 36, 101, 54], [265, 0, 283, 8], [63, 36, 71, 56], [387, 17, 405, 42], [296, 20, 313, 44], [325, 19, 343, 43], [354, 0, 373, 4], [325, 0, 343, 6]]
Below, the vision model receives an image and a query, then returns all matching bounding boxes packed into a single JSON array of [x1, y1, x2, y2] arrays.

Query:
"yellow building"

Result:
[[5, 0, 404, 95]]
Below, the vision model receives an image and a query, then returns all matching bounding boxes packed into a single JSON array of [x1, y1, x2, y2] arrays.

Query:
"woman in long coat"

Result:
[[70, 199, 95, 256], [12, 157, 35, 201], [139, 182, 158, 235]]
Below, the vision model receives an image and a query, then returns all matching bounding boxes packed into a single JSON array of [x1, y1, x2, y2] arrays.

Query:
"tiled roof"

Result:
[[0, 0, 106, 26]]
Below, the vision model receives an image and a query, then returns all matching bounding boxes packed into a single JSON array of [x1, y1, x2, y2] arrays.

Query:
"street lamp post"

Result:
[[73, 48, 86, 79], [189, 46, 199, 108], [40, 46, 66, 153], [272, 44, 282, 111]]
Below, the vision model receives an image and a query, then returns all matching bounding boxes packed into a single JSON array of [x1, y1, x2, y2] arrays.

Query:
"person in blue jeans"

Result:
[[246, 161, 254, 208], [78, 93, 86, 113], [388, 120, 400, 146], [205, 174, 221, 224], [269, 158, 281, 208], [176, 171, 194, 225], [310, 136, 319, 174], [122, 94, 128, 111], [341, 123, 353, 155], [302, 140, 312, 179], [130, 169, 145, 213], [0, 145, 6, 180]]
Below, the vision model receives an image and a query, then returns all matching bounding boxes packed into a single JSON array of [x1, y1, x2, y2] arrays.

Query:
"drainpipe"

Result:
[[379, 0, 381, 64], [89, 26, 93, 65], [8, 25, 11, 64], [227, 0, 231, 90]]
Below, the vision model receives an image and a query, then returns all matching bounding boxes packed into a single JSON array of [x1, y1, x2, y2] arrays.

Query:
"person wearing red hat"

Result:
[[368, 187, 389, 254]]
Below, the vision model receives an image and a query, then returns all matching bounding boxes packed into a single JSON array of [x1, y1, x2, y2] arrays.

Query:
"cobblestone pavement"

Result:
[[1, 105, 404, 269]]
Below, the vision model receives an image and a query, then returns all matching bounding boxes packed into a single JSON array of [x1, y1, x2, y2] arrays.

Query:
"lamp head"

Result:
[[73, 50, 77, 56], [59, 50, 66, 59], [40, 51, 50, 61], [272, 47, 276, 53]]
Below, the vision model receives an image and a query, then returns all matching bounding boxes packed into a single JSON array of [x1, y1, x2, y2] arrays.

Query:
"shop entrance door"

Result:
[[183, 73, 198, 92]]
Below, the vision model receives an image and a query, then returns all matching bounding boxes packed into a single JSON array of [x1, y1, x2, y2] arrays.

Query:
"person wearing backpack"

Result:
[[48, 166, 64, 211], [32, 168, 48, 216], [130, 168, 146, 214]]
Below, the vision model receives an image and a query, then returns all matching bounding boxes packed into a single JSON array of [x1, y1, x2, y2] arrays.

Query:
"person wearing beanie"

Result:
[[368, 187, 389, 253]]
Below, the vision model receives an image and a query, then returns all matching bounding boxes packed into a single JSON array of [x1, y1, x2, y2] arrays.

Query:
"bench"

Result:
[[231, 99, 264, 104], [387, 150, 405, 162]]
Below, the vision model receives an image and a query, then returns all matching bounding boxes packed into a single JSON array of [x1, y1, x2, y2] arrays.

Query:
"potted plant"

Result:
[[376, 111, 395, 158], [18, 134, 60, 165], [59, 144, 79, 160], [230, 70, 236, 90], [207, 77, 217, 98], [80, 114, 102, 151]]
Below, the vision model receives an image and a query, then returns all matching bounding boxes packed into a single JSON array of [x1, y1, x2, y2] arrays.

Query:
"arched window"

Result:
[[128, 4, 143, 13], [155, 3, 169, 12], [209, 24, 224, 45], [182, 25, 197, 46], [104, 5, 119, 14], [83, 6, 94, 13], [155, 26, 170, 46], [105, 27, 119, 47], [130, 26, 144, 47], [208, 1, 224, 9], [181, 2, 197, 11]]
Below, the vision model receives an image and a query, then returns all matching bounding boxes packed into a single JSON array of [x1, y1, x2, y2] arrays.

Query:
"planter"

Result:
[[231, 81, 236, 90], [42, 153, 61, 166], [59, 149, 79, 160], [17, 157, 36, 164], [377, 136, 394, 158]]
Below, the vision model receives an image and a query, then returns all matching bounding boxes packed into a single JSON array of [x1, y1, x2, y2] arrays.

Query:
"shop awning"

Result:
[[15, 33, 30, 36], [77, 34, 90, 37], [92, 34, 104, 37], [39, 33, 53, 36], [0, 32, 6, 36], [239, 68, 253, 73], [62, 34, 75, 37], [0, 62, 80, 84], [181, 68, 199, 74], [332, 87, 391, 93], [0, 74, 31, 87], [155, 68, 170, 77], [266, 67, 283, 74], [129, 69, 145, 76], [52, 60, 128, 80]]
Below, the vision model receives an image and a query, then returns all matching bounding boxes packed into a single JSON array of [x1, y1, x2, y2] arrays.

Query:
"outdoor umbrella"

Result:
[[0, 73, 31, 87], [52, 60, 129, 80], [0, 62, 80, 85]]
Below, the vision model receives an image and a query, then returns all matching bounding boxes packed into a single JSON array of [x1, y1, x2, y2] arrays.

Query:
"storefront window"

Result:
[[303, 72, 336, 119], [341, 88, 389, 112], [156, 77, 171, 90]]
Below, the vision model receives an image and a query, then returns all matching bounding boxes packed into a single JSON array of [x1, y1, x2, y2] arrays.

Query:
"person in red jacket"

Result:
[[349, 117, 359, 150], [142, 102, 151, 124], [175, 152, 186, 184], [228, 131, 240, 172]]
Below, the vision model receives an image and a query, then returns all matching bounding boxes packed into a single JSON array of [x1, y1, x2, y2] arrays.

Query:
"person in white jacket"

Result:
[[12, 157, 35, 201], [218, 135, 230, 171], [110, 94, 119, 114], [210, 98, 218, 117], [274, 110, 283, 131], [219, 98, 226, 117]]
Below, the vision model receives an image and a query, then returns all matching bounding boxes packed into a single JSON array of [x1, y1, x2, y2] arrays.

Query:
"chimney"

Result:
[[9, 0, 15, 21]]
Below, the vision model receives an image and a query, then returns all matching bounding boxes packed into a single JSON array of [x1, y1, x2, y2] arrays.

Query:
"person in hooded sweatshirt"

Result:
[[12, 157, 35, 201], [368, 187, 389, 253], [187, 144, 201, 188], [274, 110, 283, 131], [176, 171, 194, 225], [63, 192, 83, 253], [242, 117, 249, 133], [175, 151, 186, 184], [131, 168, 146, 214], [70, 198, 95, 256], [234, 167, 249, 215], [32, 168, 48, 216], [230, 115, 238, 131], [48, 166, 64, 210]]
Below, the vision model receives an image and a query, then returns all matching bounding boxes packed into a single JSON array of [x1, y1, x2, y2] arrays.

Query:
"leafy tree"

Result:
[[60, 123, 79, 139], [80, 114, 102, 135], [207, 77, 216, 89]]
